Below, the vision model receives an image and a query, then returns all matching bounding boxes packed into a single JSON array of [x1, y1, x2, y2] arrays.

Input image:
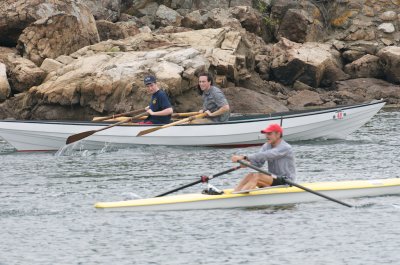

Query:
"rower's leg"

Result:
[[239, 173, 274, 191], [234, 173, 255, 191]]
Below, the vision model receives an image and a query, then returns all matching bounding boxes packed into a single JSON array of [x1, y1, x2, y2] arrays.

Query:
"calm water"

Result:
[[1, 110, 399, 265]]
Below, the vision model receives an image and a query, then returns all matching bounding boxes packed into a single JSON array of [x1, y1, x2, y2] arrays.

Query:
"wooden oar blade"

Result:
[[66, 130, 96, 144], [136, 127, 160, 137]]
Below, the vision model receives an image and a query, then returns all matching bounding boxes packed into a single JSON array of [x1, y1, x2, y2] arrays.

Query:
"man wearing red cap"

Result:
[[231, 123, 296, 191]]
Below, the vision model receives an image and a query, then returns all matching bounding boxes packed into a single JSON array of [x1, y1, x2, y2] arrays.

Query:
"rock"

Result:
[[28, 45, 209, 114], [55, 55, 75, 65], [334, 78, 400, 104], [378, 23, 395, 33], [342, 49, 366, 62], [116, 21, 141, 37], [293, 80, 313, 91], [17, 12, 99, 66], [278, 8, 323, 43], [2, 54, 46, 93], [344, 54, 383, 78], [181, 10, 208, 29], [229, 6, 265, 36], [0, 63, 11, 101], [222, 87, 289, 113], [0, 0, 99, 47], [167, 28, 254, 82], [204, 8, 242, 30], [97, 20, 127, 41], [270, 38, 346, 88], [381, 38, 394, 46], [137, 2, 159, 17], [362, 6, 375, 17], [155, 5, 183, 27], [380, 11, 397, 21], [40, 58, 63, 74], [80, 0, 121, 22], [287, 90, 323, 109], [377, 46, 400, 83]]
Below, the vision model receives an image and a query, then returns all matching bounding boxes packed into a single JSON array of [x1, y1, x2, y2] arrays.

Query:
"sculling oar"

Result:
[[92, 108, 146, 122], [237, 160, 353, 208], [136, 113, 207, 137], [155, 166, 241, 197], [66, 112, 148, 144]]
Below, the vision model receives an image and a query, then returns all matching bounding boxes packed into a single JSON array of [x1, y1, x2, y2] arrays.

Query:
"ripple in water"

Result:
[[55, 140, 118, 157]]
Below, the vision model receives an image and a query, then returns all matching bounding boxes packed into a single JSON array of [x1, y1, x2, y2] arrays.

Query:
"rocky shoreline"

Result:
[[1, 0, 400, 120]]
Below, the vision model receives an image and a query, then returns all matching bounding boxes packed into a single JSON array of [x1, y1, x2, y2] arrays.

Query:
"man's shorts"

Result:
[[271, 176, 287, 186]]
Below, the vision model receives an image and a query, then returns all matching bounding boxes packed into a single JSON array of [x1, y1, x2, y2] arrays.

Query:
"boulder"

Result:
[[222, 87, 289, 113], [2, 54, 46, 93], [40, 58, 63, 73], [97, 20, 128, 41], [278, 8, 324, 43], [344, 54, 383, 78], [380, 11, 397, 21], [155, 5, 183, 27], [182, 10, 209, 29], [270, 38, 347, 88], [0, 0, 99, 47], [378, 23, 395, 33], [342, 49, 366, 62], [333, 78, 400, 104], [137, 2, 159, 17], [25, 42, 210, 116], [287, 90, 323, 109], [377, 46, 400, 83], [17, 12, 99, 66], [0, 63, 11, 101], [80, 0, 121, 22]]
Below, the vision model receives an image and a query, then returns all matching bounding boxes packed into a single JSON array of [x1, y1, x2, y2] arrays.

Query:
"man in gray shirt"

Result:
[[197, 72, 230, 122], [231, 124, 296, 191]]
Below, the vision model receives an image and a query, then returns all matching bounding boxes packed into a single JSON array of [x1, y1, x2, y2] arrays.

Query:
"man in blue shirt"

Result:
[[141, 75, 173, 124]]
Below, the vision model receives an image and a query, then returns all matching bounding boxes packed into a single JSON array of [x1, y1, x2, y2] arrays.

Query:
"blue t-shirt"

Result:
[[145, 90, 172, 124]]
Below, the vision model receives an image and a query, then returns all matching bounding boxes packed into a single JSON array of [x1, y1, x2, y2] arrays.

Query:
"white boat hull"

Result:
[[95, 178, 400, 211], [0, 100, 385, 151]]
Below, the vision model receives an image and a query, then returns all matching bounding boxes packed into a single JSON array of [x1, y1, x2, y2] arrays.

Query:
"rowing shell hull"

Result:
[[95, 178, 400, 211], [0, 100, 385, 151]]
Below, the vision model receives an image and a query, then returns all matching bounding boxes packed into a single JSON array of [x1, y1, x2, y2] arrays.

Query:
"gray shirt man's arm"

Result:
[[247, 144, 291, 168]]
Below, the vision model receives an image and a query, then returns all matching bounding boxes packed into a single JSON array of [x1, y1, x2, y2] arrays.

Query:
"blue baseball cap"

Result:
[[144, 75, 156, 85]]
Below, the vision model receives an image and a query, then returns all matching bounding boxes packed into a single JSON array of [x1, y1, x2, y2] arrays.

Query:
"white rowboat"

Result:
[[0, 100, 385, 152], [95, 178, 400, 211]]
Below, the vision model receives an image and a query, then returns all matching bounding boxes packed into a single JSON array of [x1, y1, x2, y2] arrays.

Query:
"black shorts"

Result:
[[271, 176, 287, 186]]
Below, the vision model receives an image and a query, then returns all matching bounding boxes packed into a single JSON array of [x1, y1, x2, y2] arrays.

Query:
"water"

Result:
[[1, 110, 400, 265]]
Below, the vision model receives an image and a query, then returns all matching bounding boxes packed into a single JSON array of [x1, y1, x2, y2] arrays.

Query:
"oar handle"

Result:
[[155, 166, 241, 197], [237, 160, 353, 208]]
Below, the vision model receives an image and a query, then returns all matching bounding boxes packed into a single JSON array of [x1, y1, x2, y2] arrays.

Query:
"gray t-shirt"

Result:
[[247, 139, 296, 181], [202, 86, 230, 122]]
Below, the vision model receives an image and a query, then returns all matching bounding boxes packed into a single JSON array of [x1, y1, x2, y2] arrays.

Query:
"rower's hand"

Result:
[[198, 109, 204, 113], [146, 109, 154, 115], [205, 110, 212, 117], [232, 155, 248, 168], [145, 106, 150, 111]]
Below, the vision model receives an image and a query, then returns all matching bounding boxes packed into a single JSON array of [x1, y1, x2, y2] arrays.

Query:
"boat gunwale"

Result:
[[95, 177, 400, 208], [0, 100, 386, 127]]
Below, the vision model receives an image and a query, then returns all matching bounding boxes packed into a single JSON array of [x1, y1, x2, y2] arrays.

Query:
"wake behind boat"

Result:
[[0, 100, 385, 152], [95, 178, 400, 211]]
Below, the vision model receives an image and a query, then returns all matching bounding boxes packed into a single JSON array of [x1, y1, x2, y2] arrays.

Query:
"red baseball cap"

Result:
[[261, 124, 283, 134]]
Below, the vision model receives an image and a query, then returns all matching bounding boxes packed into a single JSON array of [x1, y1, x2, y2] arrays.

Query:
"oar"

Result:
[[237, 160, 353, 208], [172, 112, 200, 118], [92, 108, 146, 122], [155, 166, 241, 197], [136, 113, 207, 137], [66, 112, 148, 144]]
